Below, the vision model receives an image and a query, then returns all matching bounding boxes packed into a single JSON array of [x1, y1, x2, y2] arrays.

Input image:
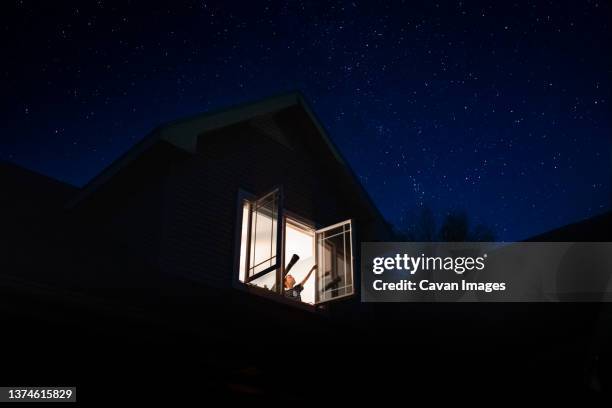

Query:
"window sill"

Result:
[[232, 281, 328, 314]]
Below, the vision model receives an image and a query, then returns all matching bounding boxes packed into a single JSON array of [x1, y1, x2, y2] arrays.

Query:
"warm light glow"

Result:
[[285, 219, 316, 304]]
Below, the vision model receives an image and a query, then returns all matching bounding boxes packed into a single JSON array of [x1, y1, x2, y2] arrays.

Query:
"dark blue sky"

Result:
[[1, 0, 610, 240]]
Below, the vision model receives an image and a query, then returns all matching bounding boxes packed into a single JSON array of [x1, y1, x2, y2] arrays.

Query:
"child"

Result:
[[284, 264, 317, 301]]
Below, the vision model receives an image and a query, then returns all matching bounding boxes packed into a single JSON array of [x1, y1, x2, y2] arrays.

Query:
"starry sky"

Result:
[[1, 0, 610, 240]]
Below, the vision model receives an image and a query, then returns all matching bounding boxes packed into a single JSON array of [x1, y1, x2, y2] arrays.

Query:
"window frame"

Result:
[[242, 188, 283, 284], [314, 219, 356, 304], [233, 188, 355, 308], [234, 187, 283, 294]]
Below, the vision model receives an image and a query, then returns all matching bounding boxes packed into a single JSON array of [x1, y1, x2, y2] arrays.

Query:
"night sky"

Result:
[[1, 1, 610, 240]]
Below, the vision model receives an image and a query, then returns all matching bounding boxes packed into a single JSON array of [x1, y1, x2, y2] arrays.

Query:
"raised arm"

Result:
[[299, 264, 318, 287]]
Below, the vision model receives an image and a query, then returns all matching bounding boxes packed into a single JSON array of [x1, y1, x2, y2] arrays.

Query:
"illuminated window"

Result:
[[237, 188, 354, 305]]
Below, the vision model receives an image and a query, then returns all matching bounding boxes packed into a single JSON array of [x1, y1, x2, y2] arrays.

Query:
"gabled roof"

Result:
[[1, 161, 78, 208], [67, 91, 390, 232]]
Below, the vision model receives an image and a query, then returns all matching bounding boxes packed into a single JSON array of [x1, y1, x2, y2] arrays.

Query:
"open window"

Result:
[[238, 188, 282, 292], [283, 217, 317, 303], [237, 189, 354, 306], [315, 220, 354, 303]]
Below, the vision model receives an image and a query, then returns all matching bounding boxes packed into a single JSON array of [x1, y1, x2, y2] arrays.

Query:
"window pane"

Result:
[[316, 221, 354, 303], [248, 269, 277, 291]]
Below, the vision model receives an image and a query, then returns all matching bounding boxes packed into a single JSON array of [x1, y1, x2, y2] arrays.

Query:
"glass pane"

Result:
[[248, 191, 278, 278], [248, 269, 277, 291], [316, 221, 354, 303]]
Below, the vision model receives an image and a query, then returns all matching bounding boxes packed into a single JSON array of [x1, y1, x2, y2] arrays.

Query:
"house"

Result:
[[1, 93, 610, 399], [66, 92, 393, 306], [0, 92, 397, 399]]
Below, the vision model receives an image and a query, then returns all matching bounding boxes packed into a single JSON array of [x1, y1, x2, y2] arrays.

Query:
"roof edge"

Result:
[[66, 92, 303, 208], [293, 95, 393, 236], [66, 91, 392, 234]]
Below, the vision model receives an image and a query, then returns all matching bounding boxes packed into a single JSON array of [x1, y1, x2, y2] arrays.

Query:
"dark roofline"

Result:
[[294, 94, 392, 231], [1, 160, 78, 207], [524, 210, 612, 242], [66, 91, 303, 207], [65, 91, 391, 231], [0, 160, 78, 190]]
